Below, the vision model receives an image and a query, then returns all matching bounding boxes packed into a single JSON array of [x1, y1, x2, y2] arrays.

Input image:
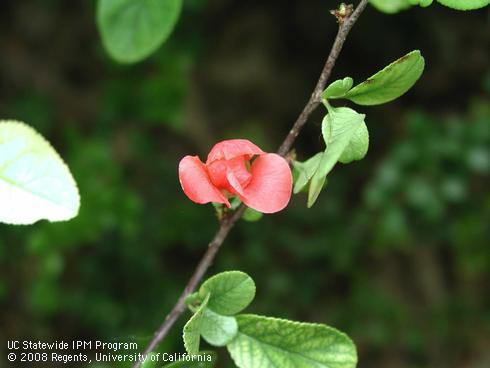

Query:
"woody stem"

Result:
[[133, 1, 370, 366]]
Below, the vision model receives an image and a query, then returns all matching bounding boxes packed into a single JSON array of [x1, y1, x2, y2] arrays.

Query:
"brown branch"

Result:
[[133, 1, 369, 366], [134, 206, 246, 364]]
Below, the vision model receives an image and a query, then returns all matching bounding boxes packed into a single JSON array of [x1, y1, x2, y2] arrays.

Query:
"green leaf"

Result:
[[293, 153, 323, 194], [308, 108, 365, 207], [227, 314, 358, 368], [242, 208, 263, 222], [437, 0, 488, 10], [371, 0, 433, 12], [199, 271, 256, 316], [162, 351, 217, 367], [230, 196, 242, 210], [323, 119, 369, 164], [370, 0, 413, 14], [408, 0, 434, 7], [308, 174, 328, 207], [185, 292, 200, 307], [322, 77, 354, 99], [0, 120, 80, 225], [341, 50, 425, 105], [201, 309, 238, 347], [183, 293, 210, 355], [97, 0, 183, 63]]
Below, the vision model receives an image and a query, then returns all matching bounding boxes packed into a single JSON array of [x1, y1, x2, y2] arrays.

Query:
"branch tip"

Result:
[[330, 3, 354, 24]]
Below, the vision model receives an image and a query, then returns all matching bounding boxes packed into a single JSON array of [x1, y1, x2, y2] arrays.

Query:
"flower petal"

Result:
[[226, 169, 245, 196], [240, 153, 292, 213], [207, 160, 229, 189], [206, 139, 264, 164], [178, 155, 230, 207]]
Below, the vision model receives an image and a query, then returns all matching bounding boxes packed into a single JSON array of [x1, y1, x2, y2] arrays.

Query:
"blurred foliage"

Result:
[[97, 0, 183, 63], [0, 1, 489, 368]]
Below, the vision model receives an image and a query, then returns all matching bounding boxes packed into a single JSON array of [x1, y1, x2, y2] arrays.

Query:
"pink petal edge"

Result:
[[239, 153, 292, 213], [178, 155, 230, 207], [206, 139, 264, 164]]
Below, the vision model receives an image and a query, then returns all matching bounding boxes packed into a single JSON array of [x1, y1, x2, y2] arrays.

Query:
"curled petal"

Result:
[[208, 156, 252, 195], [225, 156, 252, 188], [240, 153, 292, 213], [178, 156, 230, 207], [207, 160, 229, 189], [226, 169, 245, 196], [206, 139, 264, 164]]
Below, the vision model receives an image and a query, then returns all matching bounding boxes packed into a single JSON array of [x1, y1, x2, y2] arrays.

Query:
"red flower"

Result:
[[178, 139, 292, 213]]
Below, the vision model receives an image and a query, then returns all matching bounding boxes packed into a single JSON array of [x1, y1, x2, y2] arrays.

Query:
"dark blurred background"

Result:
[[0, 1, 489, 367]]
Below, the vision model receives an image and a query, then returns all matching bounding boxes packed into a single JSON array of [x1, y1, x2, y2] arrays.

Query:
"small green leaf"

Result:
[[323, 119, 370, 164], [230, 196, 242, 210], [242, 208, 263, 222], [322, 77, 354, 99], [162, 351, 217, 367], [308, 108, 365, 207], [0, 120, 80, 225], [227, 314, 357, 368], [341, 50, 425, 105], [183, 294, 210, 355], [97, 0, 183, 63], [437, 0, 488, 10], [370, 0, 413, 13], [340, 122, 369, 163], [293, 153, 323, 194], [199, 271, 256, 316], [308, 174, 328, 207], [201, 309, 238, 347], [185, 292, 201, 307]]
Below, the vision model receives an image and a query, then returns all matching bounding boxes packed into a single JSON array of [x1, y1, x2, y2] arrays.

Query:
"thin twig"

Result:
[[277, 0, 369, 156], [133, 1, 369, 366], [135, 206, 246, 363]]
